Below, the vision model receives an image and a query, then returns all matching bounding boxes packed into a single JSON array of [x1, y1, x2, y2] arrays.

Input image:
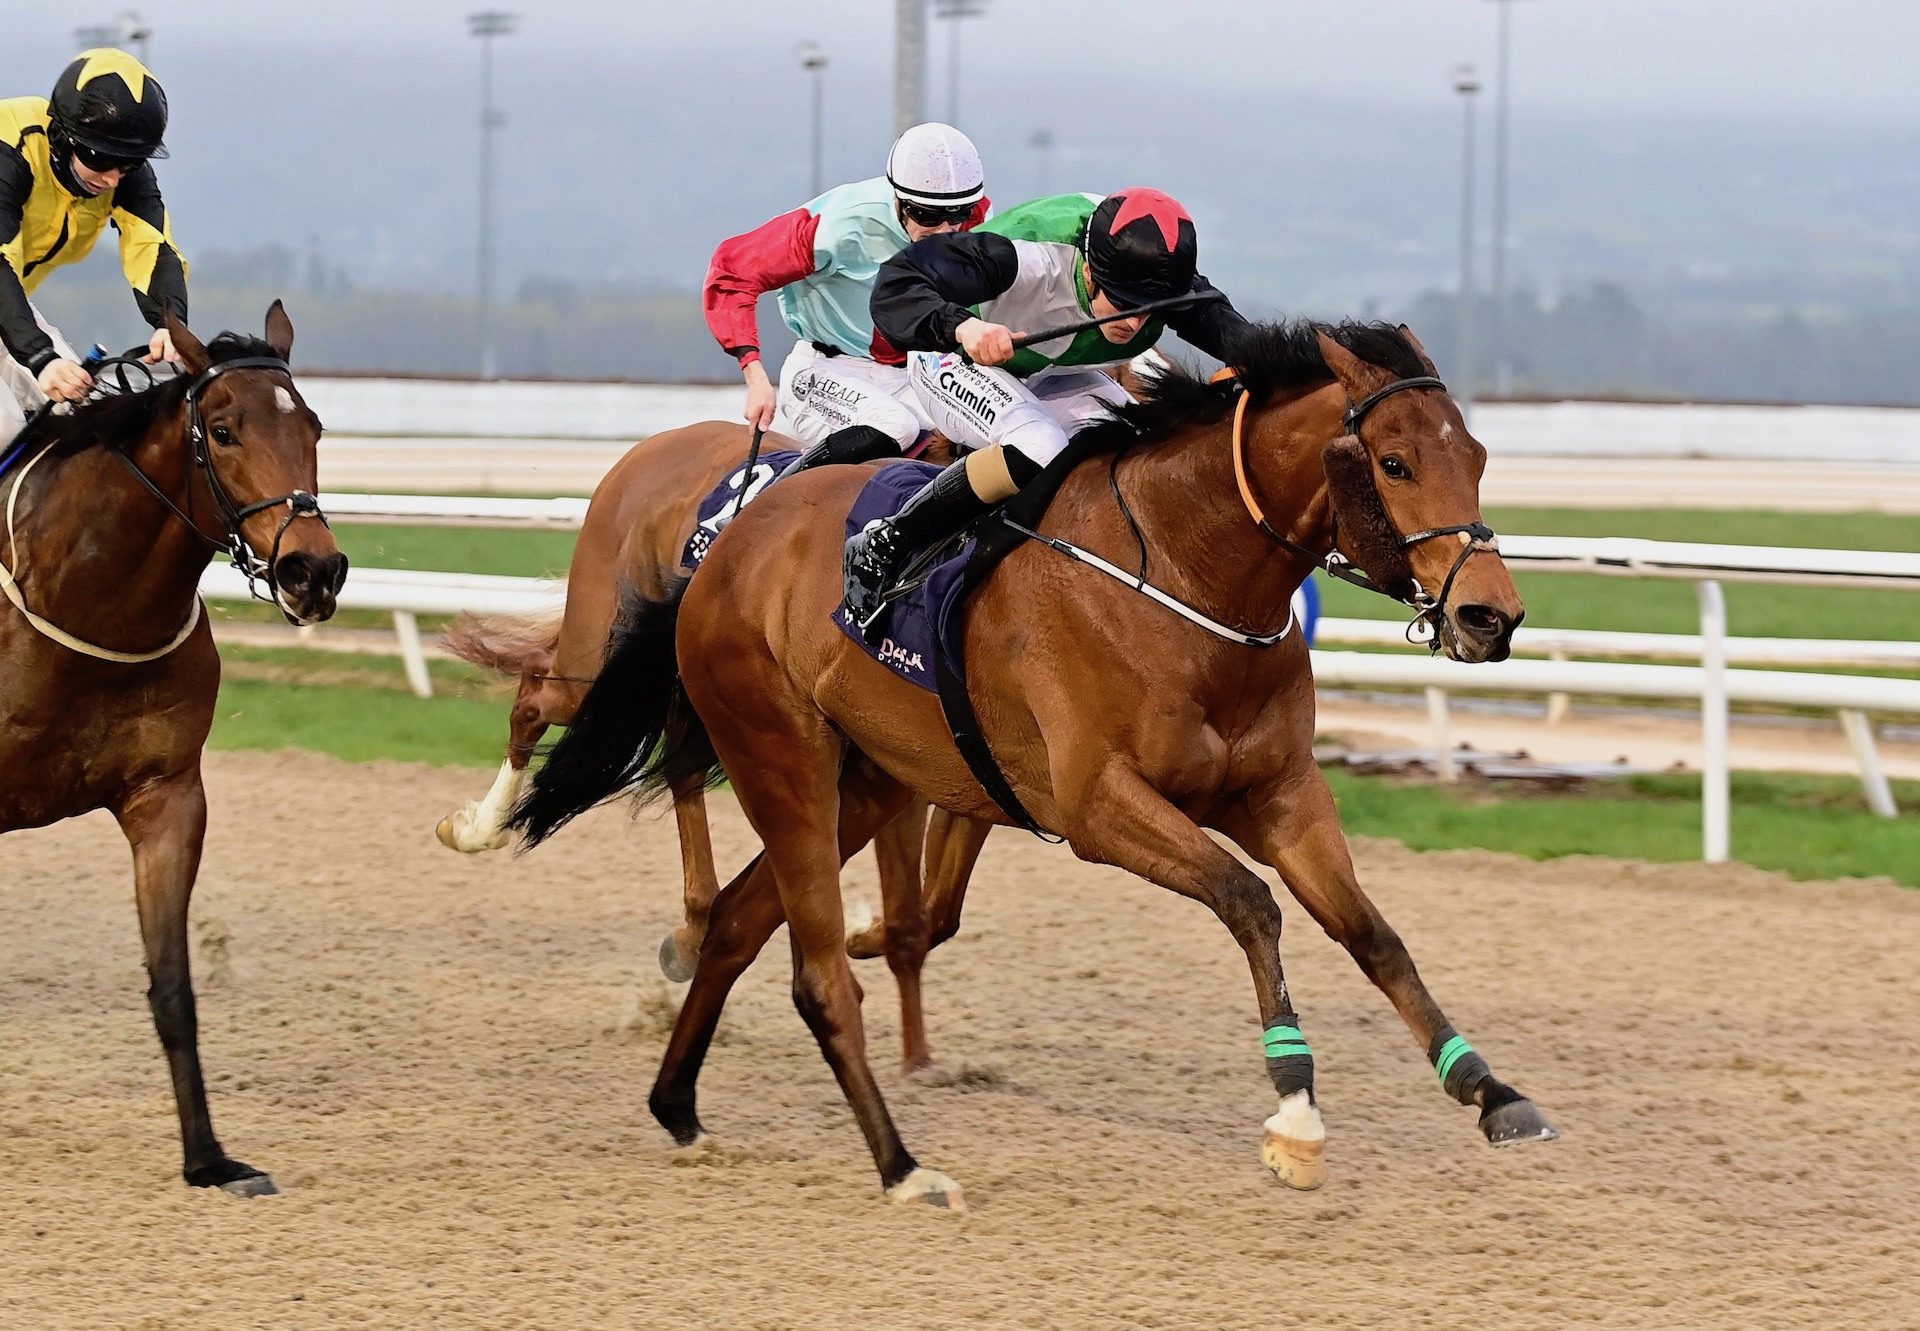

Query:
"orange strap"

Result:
[[1209, 370, 1271, 533], [1227, 387, 1268, 532]]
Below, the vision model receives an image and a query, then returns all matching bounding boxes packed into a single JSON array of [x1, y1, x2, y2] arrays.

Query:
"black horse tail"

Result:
[[506, 577, 722, 848]]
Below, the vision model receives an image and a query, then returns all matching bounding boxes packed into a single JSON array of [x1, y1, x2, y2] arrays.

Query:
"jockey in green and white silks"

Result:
[[843, 188, 1253, 625], [702, 123, 988, 477]]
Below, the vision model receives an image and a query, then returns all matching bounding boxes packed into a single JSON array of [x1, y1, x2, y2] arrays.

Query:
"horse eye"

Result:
[[212, 425, 236, 447], [1381, 455, 1410, 480]]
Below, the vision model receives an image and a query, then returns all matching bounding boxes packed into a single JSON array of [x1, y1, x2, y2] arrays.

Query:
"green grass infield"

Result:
[[207, 645, 1920, 888], [207, 505, 1917, 885]]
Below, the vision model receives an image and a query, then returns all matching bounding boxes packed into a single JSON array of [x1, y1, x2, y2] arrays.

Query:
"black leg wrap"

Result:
[[779, 425, 901, 479], [1262, 1020, 1316, 1100], [1428, 1025, 1493, 1106]]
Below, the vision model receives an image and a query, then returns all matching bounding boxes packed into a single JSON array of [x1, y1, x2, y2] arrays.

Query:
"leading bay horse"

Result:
[[515, 320, 1559, 1209], [0, 304, 347, 1194]]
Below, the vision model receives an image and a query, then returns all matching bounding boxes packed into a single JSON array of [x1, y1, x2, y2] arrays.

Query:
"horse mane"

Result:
[[41, 333, 283, 459], [1076, 318, 1432, 455]]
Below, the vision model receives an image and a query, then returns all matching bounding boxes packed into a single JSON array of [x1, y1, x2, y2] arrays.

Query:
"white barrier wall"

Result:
[[1473, 399, 1920, 464], [300, 376, 739, 440], [299, 374, 1920, 460]]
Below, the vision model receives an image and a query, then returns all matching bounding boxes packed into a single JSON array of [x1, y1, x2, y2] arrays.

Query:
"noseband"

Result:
[[105, 354, 332, 605], [1229, 372, 1499, 650]]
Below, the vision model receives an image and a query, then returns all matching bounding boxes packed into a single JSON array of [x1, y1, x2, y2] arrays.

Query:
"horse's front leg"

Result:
[[1218, 764, 1558, 1150], [114, 771, 275, 1195], [1062, 765, 1328, 1189]]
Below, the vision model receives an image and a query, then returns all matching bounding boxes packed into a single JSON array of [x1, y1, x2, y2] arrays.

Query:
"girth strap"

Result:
[[931, 545, 1065, 842]]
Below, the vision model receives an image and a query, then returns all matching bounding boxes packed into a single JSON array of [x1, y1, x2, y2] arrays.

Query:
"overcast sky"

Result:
[[24, 0, 1920, 121], [15, 2, 1919, 308]]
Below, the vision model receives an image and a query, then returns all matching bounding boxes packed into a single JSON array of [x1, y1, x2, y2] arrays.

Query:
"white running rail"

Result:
[[207, 520, 1920, 861]]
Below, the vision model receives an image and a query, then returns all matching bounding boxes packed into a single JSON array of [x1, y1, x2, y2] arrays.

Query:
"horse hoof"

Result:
[[435, 806, 509, 853], [219, 1173, 279, 1198], [1481, 1096, 1559, 1147], [193, 1160, 276, 1206], [886, 1167, 967, 1213], [658, 933, 698, 984], [1261, 1090, 1328, 1191]]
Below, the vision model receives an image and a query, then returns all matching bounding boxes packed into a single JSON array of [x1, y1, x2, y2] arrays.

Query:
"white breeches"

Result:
[[906, 351, 1133, 468], [0, 306, 78, 450], [774, 341, 929, 450]]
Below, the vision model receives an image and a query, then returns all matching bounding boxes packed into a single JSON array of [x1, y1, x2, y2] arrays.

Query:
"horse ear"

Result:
[[264, 300, 295, 363], [1396, 323, 1441, 377], [1315, 330, 1376, 394], [167, 311, 211, 376]]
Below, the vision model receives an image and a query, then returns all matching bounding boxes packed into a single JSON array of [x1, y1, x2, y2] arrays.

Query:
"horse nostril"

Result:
[[278, 559, 311, 595], [1455, 603, 1507, 640]]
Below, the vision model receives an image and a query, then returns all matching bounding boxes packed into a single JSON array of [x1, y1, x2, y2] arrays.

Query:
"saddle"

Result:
[[681, 436, 1106, 838]]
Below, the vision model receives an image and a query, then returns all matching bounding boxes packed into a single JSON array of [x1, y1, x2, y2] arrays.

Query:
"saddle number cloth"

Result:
[[680, 454, 967, 694]]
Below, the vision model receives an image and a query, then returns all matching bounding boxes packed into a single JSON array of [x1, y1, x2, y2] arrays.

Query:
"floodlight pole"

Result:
[[470, 10, 516, 381], [1453, 64, 1481, 419], [798, 44, 829, 196], [934, 0, 988, 125], [894, 0, 928, 137], [1028, 128, 1053, 197], [1487, 0, 1528, 397], [74, 11, 150, 62]]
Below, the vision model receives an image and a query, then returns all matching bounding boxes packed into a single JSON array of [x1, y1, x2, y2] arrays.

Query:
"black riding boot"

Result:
[[843, 457, 993, 628], [776, 424, 902, 480]]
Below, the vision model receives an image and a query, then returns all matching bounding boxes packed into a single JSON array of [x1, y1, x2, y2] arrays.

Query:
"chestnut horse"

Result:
[[436, 422, 964, 1063], [514, 320, 1558, 1210], [0, 304, 347, 1195]]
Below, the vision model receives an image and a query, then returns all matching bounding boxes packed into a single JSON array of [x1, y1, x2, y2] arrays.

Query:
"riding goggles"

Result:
[[899, 199, 976, 229], [72, 141, 149, 175]]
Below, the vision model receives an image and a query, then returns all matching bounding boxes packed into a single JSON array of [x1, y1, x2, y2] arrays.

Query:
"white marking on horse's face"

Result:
[[1439, 421, 1455, 441], [274, 387, 296, 415]]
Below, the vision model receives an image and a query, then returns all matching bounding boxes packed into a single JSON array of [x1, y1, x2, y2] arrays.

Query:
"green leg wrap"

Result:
[[1262, 1021, 1315, 1099], [1428, 1026, 1492, 1105]]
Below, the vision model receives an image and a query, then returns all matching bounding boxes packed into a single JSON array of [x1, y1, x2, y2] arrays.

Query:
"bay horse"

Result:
[[436, 421, 962, 1064], [514, 319, 1558, 1210], [0, 303, 347, 1195]]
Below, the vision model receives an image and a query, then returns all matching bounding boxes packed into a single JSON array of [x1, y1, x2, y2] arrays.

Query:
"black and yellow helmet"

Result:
[[50, 48, 169, 162]]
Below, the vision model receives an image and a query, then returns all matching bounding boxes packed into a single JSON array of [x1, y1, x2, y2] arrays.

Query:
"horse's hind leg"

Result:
[[1225, 765, 1558, 1151], [843, 799, 930, 1068], [847, 805, 991, 1072], [114, 771, 274, 1196], [656, 735, 956, 1208], [436, 665, 563, 852], [649, 852, 784, 1147], [651, 761, 915, 1141], [658, 774, 722, 983]]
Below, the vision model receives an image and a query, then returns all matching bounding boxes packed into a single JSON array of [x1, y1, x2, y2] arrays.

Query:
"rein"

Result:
[[158, 354, 332, 606], [0, 432, 204, 662], [1229, 372, 1499, 650], [0, 354, 331, 660], [986, 373, 1493, 650]]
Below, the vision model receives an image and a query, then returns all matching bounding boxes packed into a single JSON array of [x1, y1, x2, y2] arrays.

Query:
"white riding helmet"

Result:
[[886, 122, 986, 209]]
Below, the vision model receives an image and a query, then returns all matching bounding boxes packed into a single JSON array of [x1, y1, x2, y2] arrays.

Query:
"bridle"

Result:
[[104, 354, 332, 608], [1228, 372, 1500, 651]]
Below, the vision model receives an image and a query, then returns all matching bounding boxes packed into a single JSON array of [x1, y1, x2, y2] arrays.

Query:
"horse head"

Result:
[[1311, 327, 1522, 663], [165, 302, 348, 624]]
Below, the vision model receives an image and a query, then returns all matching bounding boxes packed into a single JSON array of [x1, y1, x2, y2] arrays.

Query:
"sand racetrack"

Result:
[[4, 750, 1918, 1329]]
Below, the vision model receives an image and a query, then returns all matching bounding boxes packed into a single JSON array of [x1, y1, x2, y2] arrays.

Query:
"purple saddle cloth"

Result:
[[680, 454, 970, 695], [679, 449, 801, 570], [829, 461, 975, 694]]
